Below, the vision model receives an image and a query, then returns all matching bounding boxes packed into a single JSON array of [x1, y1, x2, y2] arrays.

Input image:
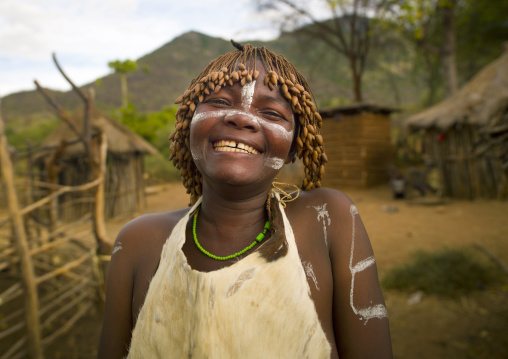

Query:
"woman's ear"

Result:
[[290, 149, 297, 163], [286, 116, 299, 164], [285, 146, 297, 164]]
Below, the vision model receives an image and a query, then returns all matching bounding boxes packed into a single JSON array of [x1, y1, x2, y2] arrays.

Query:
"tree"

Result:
[[455, 0, 508, 81], [383, 0, 458, 97], [108, 59, 138, 108], [257, 0, 387, 103], [382, 0, 508, 104]]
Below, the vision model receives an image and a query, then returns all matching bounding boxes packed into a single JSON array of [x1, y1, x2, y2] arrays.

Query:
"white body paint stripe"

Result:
[[303, 261, 320, 291], [310, 204, 331, 247], [349, 204, 388, 324], [351, 256, 376, 273]]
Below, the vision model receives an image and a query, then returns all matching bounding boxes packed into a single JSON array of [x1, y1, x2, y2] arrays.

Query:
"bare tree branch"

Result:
[[52, 53, 93, 144], [33, 80, 82, 140], [258, 0, 383, 102], [52, 53, 89, 103]]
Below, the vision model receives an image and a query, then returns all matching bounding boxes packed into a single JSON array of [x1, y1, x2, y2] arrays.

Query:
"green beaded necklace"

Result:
[[193, 205, 271, 261]]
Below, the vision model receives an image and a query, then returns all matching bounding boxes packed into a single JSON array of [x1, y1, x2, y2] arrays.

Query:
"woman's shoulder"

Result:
[[289, 187, 355, 218], [110, 207, 191, 264], [285, 187, 361, 252]]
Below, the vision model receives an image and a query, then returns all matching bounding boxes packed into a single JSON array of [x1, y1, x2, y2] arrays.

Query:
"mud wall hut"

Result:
[[406, 46, 508, 199], [320, 104, 395, 188], [34, 109, 158, 219]]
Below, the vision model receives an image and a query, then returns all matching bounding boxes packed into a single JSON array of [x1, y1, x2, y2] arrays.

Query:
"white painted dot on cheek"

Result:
[[264, 157, 284, 170]]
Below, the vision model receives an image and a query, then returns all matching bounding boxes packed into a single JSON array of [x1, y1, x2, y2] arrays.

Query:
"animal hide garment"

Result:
[[127, 198, 331, 358]]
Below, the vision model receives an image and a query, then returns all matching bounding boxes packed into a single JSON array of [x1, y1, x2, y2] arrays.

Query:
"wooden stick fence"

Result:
[[0, 95, 110, 358]]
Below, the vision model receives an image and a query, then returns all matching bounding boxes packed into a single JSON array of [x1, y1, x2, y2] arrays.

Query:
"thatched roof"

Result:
[[406, 46, 508, 131], [36, 109, 158, 160]]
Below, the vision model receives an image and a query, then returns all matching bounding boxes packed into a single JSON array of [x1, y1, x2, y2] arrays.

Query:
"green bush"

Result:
[[382, 247, 504, 298], [111, 103, 178, 183], [111, 103, 177, 157], [144, 154, 180, 185], [5, 118, 60, 149]]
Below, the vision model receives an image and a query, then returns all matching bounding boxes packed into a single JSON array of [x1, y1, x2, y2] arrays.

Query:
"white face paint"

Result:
[[263, 121, 294, 142], [192, 152, 202, 162], [190, 79, 295, 168], [192, 109, 260, 126], [348, 204, 388, 325], [192, 109, 293, 142], [264, 157, 284, 170], [241, 80, 256, 108]]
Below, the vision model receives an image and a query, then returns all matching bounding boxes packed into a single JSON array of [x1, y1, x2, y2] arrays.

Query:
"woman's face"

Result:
[[189, 64, 295, 188]]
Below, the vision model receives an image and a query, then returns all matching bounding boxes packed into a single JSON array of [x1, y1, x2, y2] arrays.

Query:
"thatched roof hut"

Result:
[[35, 109, 158, 219], [320, 104, 396, 188], [406, 46, 508, 199]]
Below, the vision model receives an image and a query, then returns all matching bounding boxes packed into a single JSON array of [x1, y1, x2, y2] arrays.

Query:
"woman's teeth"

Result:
[[213, 140, 260, 154]]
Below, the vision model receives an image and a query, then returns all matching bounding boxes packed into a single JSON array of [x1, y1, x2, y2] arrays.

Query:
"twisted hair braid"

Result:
[[169, 41, 328, 206]]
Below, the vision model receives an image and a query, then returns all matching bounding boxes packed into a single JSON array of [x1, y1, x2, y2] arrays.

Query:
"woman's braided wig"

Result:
[[168, 41, 327, 261], [169, 41, 328, 206]]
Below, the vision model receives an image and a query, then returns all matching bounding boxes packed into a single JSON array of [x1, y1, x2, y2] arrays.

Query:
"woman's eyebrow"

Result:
[[218, 85, 235, 95], [257, 93, 292, 111]]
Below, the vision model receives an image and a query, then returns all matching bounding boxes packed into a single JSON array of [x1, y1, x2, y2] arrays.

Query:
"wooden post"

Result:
[[92, 132, 110, 251], [0, 98, 44, 358], [90, 132, 111, 302]]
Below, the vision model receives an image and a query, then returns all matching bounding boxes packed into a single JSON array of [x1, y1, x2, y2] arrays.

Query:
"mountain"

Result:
[[2, 28, 420, 127]]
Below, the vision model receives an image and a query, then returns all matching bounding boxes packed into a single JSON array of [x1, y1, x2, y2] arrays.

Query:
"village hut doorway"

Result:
[[406, 45, 508, 199], [319, 104, 396, 188], [33, 109, 158, 220]]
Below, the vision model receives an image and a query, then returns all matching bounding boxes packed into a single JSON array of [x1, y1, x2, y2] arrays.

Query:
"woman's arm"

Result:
[[97, 225, 138, 358], [326, 190, 393, 358]]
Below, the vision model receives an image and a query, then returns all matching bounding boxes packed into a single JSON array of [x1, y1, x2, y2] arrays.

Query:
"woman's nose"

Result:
[[224, 111, 261, 131]]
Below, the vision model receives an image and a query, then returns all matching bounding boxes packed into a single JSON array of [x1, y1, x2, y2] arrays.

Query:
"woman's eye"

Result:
[[261, 110, 286, 121], [207, 98, 230, 106]]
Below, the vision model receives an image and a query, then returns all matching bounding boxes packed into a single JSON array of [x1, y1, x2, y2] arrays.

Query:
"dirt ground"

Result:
[[47, 183, 508, 358]]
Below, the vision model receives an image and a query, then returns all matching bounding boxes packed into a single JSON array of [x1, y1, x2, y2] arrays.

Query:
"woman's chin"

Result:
[[204, 167, 277, 188]]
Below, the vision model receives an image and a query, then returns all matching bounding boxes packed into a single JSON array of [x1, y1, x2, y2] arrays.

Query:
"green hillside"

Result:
[[2, 27, 423, 127]]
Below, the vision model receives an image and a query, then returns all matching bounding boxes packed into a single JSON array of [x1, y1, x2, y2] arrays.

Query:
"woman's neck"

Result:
[[197, 181, 271, 243]]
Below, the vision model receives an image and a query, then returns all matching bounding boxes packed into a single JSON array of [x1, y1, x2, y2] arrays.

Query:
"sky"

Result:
[[0, 0, 294, 97]]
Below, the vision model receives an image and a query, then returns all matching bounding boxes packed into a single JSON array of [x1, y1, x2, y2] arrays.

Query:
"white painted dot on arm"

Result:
[[112, 242, 123, 255]]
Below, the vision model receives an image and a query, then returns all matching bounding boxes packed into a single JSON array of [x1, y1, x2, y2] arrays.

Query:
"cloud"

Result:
[[0, 0, 281, 95]]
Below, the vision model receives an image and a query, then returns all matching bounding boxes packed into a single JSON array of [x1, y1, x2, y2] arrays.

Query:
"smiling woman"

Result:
[[97, 41, 393, 359]]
